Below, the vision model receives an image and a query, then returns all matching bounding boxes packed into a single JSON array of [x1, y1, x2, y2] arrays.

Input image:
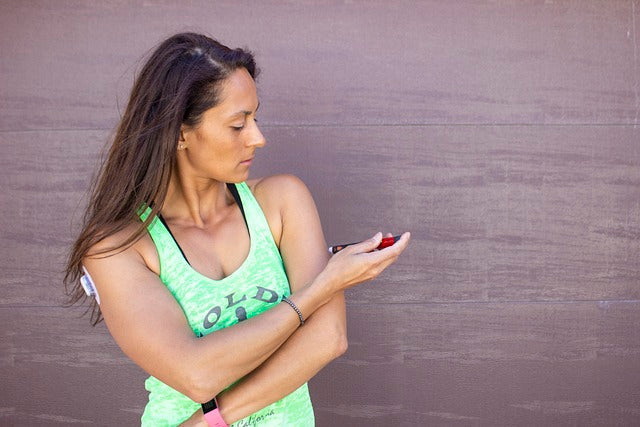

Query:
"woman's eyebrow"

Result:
[[230, 101, 260, 118]]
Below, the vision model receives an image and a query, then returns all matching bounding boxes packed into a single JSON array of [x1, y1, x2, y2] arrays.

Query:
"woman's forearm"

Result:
[[190, 275, 336, 401], [216, 292, 347, 424]]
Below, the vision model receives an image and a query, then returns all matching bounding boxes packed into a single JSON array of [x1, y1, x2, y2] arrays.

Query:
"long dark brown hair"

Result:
[[64, 32, 259, 325]]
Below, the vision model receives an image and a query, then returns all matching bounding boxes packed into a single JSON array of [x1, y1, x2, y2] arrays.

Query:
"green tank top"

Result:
[[138, 182, 314, 426]]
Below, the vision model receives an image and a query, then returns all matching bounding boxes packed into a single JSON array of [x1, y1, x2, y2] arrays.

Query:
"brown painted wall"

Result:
[[1, 1, 639, 425]]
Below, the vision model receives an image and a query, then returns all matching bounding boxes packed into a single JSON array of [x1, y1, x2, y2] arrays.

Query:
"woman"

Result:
[[65, 32, 410, 426]]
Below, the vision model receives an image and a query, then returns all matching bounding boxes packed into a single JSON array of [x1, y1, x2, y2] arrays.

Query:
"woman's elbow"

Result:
[[334, 331, 348, 358], [184, 373, 224, 404], [182, 362, 225, 403], [313, 318, 348, 361], [328, 320, 348, 359]]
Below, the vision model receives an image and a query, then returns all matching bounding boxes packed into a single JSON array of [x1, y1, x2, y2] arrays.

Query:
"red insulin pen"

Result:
[[328, 235, 402, 254]]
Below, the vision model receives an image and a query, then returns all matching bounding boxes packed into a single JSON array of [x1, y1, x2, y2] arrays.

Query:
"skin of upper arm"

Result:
[[82, 231, 201, 399], [252, 174, 329, 292], [253, 175, 347, 347]]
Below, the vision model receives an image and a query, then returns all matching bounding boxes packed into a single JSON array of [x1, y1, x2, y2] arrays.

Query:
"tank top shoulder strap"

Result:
[[138, 206, 185, 281], [234, 182, 282, 260]]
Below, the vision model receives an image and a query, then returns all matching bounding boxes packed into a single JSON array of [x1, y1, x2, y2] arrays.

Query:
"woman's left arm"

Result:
[[179, 174, 347, 426]]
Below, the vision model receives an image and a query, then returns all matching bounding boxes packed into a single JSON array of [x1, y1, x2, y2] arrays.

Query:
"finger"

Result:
[[384, 232, 393, 238], [382, 232, 411, 258], [368, 235, 411, 275], [380, 232, 411, 254], [391, 232, 411, 254], [346, 232, 382, 254], [397, 231, 411, 248], [364, 232, 411, 262]]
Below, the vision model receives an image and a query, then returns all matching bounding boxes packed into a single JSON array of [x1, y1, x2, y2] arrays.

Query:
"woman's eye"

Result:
[[231, 117, 257, 131]]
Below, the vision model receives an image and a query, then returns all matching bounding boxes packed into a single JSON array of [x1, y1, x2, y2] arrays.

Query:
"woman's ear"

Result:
[[179, 125, 187, 142], [178, 125, 188, 150]]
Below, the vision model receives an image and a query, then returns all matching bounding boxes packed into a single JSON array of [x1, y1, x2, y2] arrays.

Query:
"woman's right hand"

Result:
[[318, 231, 411, 294]]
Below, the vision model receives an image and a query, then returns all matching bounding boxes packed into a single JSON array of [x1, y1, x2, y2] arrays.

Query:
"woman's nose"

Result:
[[247, 122, 266, 148]]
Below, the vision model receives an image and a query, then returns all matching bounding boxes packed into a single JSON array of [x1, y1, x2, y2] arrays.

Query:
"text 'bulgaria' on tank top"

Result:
[[138, 182, 315, 427]]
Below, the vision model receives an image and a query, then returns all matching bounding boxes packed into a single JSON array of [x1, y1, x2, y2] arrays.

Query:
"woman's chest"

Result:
[[163, 254, 291, 336], [136, 185, 283, 279]]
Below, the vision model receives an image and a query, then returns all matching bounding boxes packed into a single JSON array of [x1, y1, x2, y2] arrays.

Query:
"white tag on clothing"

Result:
[[80, 266, 101, 305]]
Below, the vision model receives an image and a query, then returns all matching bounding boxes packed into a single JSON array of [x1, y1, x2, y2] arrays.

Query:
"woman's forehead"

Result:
[[215, 68, 259, 116]]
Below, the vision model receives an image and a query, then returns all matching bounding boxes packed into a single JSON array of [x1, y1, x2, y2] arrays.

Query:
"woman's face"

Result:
[[179, 67, 265, 183]]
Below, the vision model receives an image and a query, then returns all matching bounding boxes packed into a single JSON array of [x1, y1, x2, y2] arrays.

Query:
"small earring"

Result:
[[178, 143, 186, 150]]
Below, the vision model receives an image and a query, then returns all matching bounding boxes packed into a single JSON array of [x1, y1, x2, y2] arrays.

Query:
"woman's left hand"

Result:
[[178, 408, 207, 427]]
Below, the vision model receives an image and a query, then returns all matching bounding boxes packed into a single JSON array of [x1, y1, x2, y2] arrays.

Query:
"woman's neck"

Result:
[[161, 170, 231, 229]]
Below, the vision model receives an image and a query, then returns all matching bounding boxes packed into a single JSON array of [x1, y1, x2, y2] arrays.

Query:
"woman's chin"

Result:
[[226, 171, 250, 183]]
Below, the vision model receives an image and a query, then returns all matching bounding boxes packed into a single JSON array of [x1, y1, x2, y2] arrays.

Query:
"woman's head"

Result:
[[115, 32, 261, 193], [137, 32, 259, 131], [65, 33, 259, 324], [178, 66, 265, 184]]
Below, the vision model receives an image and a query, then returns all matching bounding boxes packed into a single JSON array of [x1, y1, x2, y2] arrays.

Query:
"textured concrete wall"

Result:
[[1, 1, 639, 425]]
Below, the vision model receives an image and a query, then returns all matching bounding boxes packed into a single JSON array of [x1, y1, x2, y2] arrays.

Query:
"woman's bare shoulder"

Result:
[[248, 174, 310, 200], [246, 175, 314, 247], [247, 174, 313, 212], [84, 222, 160, 275]]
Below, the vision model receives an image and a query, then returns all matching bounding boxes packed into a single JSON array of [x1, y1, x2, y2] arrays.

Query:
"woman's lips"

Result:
[[240, 157, 254, 165]]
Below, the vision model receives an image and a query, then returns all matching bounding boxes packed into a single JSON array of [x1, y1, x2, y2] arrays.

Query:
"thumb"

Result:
[[350, 232, 382, 253]]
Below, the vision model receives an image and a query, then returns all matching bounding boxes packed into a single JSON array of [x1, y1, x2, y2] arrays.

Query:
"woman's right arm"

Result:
[[83, 229, 399, 403]]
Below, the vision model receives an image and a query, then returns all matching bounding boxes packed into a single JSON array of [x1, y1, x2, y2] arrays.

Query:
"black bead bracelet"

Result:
[[281, 296, 305, 326]]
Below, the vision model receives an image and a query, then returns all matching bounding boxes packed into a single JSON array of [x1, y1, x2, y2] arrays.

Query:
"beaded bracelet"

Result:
[[281, 296, 305, 326]]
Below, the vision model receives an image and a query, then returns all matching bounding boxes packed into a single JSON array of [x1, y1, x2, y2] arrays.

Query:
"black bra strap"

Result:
[[226, 183, 248, 231], [156, 213, 190, 264]]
